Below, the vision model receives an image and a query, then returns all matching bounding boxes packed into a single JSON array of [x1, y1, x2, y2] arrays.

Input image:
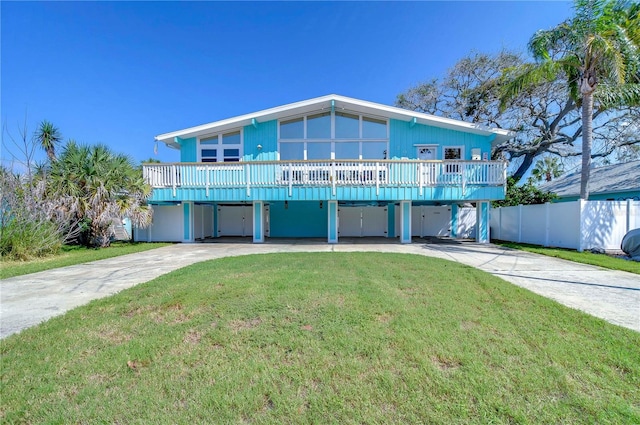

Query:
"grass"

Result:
[[494, 241, 640, 275], [1, 252, 638, 424], [1, 242, 172, 279]]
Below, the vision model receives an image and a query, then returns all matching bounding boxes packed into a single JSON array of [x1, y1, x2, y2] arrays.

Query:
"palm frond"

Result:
[[594, 82, 640, 107], [499, 60, 573, 111]]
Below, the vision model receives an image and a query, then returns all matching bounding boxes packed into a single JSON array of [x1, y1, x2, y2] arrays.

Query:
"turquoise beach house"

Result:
[[138, 95, 513, 244]]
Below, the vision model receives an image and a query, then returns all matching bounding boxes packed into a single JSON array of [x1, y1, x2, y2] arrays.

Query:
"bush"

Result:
[[1, 219, 62, 261], [492, 177, 557, 207]]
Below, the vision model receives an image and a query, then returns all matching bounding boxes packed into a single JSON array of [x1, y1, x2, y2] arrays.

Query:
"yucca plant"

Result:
[[34, 120, 62, 162]]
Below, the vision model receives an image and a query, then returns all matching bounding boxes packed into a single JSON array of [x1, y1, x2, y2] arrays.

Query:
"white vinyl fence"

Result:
[[491, 200, 640, 251]]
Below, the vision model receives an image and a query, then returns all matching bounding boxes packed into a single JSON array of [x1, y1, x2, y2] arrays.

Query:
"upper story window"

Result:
[[335, 112, 359, 138], [443, 146, 464, 173], [362, 117, 387, 139], [278, 111, 388, 160], [307, 112, 331, 138], [279, 111, 388, 141], [199, 130, 242, 162], [444, 147, 462, 160], [280, 118, 303, 139]]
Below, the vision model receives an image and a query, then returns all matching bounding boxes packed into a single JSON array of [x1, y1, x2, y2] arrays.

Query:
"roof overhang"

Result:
[[156, 94, 514, 149]]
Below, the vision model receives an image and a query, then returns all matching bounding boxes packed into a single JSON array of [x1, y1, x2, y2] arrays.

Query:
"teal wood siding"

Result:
[[269, 201, 327, 237], [180, 137, 197, 162], [243, 120, 278, 161], [149, 185, 504, 203], [389, 119, 493, 160]]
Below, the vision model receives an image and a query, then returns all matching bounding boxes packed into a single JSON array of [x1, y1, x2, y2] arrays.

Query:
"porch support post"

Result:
[[476, 201, 490, 244], [212, 203, 218, 238], [400, 200, 412, 244], [328, 200, 338, 244], [183, 201, 194, 243], [253, 201, 264, 243], [387, 204, 395, 238], [451, 203, 458, 238]]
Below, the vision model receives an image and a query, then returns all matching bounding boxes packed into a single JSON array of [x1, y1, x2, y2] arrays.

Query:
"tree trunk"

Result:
[[511, 152, 536, 182], [580, 92, 594, 200]]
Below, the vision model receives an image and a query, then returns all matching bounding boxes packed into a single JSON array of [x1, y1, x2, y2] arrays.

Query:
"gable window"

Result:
[[362, 117, 387, 139], [335, 112, 359, 138], [280, 118, 304, 139], [278, 111, 388, 160], [307, 112, 331, 139], [199, 130, 243, 162]]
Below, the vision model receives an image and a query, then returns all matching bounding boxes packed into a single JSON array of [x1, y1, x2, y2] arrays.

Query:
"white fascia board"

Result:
[[155, 94, 514, 145], [155, 95, 337, 144], [331, 96, 512, 137]]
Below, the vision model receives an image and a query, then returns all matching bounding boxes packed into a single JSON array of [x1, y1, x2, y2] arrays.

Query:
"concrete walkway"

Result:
[[1, 240, 638, 338]]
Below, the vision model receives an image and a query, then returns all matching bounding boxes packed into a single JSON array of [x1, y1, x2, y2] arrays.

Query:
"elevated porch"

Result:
[[143, 160, 506, 202]]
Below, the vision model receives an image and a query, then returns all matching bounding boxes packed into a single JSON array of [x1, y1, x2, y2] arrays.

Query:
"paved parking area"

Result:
[[1, 239, 638, 338]]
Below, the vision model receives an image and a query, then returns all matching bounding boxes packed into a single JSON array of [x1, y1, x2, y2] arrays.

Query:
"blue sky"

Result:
[[1, 1, 573, 165]]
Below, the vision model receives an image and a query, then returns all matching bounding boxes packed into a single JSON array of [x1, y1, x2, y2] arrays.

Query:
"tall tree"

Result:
[[34, 120, 62, 162], [500, 0, 640, 199], [396, 50, 639, 180], [48, 142, 153, 247]]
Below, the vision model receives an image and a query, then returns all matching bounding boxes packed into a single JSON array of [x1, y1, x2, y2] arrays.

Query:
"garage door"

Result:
[[218, 205, 253, 237], [410, 206, 451, 237], [144, 204, 183, 242], [194, 204, 214, 240], [339, 206, 387, 237]]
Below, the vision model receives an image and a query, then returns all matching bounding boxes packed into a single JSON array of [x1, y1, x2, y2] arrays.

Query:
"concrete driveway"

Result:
[[1, 239, 638, 338]]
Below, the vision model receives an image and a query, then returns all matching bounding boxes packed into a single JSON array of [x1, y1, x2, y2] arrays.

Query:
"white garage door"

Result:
[[339, 206, 387, 237], [404, 206, 452, 237], [422, 206, 452, 236], [145, 204, 183, 242], [194, 205, 214, 240], [362, 207, 388, 236], [218, 205, 253, 237]]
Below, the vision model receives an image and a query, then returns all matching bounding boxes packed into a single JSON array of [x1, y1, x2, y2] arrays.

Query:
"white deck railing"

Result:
[[143, 160, 506, 196]]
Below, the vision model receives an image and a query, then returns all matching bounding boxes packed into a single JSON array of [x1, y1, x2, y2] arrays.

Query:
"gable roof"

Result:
[[540, 160, 640, 198], [156, 94, 514, 149]]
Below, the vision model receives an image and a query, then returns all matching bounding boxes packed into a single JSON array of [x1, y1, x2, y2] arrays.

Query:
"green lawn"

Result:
[[495, 241, 640, 275], [2, 253, 638, 424], [1, 242, 172, 279]]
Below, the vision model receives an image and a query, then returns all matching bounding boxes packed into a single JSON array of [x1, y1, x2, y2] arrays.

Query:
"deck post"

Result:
[[451, 204, 458, 238], [252, 201, 264, 243], [328, 200, 338, 244], [475, 201, 490, 244], [183, 201, 194, 243], [399, 200, 412, 244], [212, 203, 218, 238]]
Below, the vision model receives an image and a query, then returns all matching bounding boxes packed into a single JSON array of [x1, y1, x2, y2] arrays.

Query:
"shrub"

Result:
[[0, 219, 62, 261]]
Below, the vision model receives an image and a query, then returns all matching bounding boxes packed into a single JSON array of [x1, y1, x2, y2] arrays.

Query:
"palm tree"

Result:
[[48, 141, 153, 247], [500, 0, 640, 199], [34, 120, 63, 162], [531, 157, 564, 182]]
